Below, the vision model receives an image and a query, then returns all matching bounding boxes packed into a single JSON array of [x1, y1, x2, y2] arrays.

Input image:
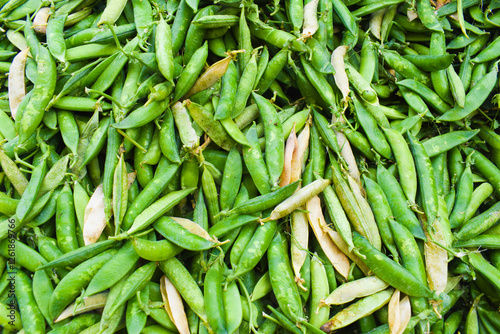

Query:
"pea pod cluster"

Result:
[[0, 0, 500, 333]]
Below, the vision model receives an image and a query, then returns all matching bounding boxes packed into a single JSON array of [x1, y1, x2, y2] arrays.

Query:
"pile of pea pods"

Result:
[[1, 0, 500, 332]]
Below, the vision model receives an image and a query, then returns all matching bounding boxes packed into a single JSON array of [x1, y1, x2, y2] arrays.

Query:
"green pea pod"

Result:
[[247, 19, 309, 52], [186, 100, 237, 151], [379, 48, 431, 87], [472, 35, 500, 63], [214, 61, 238, 120], [396, 79, 451, 115], [416, 0, 443, 32], [449, 166, 473, 228], [56, 183, 79, 254], [98, 0, 127, 26], [447, 64, 466, 108], [142, 127, 162, 165], [430, 32, 454, 105], [16, 270, 46, 333], [438, 69, 498, 122], [47, 14, 68, 64], [363, 176, 399, 261], [85, 240, 140, 297], [16, 158, 46, 223], [127, 187, 196, 235], [174, 42, 209, 102], [32, 269, 55, 325], [268, 232, 303, 321], [132, 236, 182, 261], [0, 192, 17, 216], [159, 257, 207, 322], [171, 0, 195, 55], [18, 44, 56, 146], [456, 200, 500, 240], [301, 55, 337, 107], [376, 165, 426, 240], [353, 232, 432, 297], [103, 261, 157, 321], [220, 148, 243, 212], [383, 127, 417, 206], [126, 288, 149, 334], [312, 108, 341, 155], [353, 96, 392, 159], [229, 219, 278, 280], [423, 130, 479, 158], [81, 117, 111, 168], [225, 180, 300, 216], [49, 248, 118, 320], [38, 239, 119, 270], [159, 109, 181, 164], [253, 92, 284, 189], [57, 110, 80, 157], [156, 15, 174, 84], [113, 98, 170, 129], [232, 53, 258, 118], [123, 157, 180, 230], [407, 131, 439, 226], [255, 48, 288, 95], [204, 259, 228, 334]]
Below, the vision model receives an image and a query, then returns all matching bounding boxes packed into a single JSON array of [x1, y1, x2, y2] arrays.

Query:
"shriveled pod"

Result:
[[331, 45, 350, 102], [171, 101, 200, 150], [291, 121, 310, 183], [279, 125, 297, 187], [425, 227, 448, 295], [324, 276, 389, 305], [169, 216, 219, 244], [184, 55, 232, 98], [33, 7, 52, 34], [55, 292, 109, 323], [396, 296, 411, 334], [291, 209, 309, 289], [83, 184, 106, 245], [369, 8, 386, 40], [8, 48, 29, 120], [388, 290, 400, 334], [307, 195, 350, 278], [160, 275, 190, 334], [302, 0, 320, 39]]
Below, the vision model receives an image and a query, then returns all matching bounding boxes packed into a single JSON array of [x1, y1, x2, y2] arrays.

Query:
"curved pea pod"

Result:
[[268, 232, 303, 321], [203, 259, 228, 334], [247, 19, 309, 52], [321, 288, 394, 332], [307, 195, 350, 279], [379, 48, 431, 87], [156, 15, 174, 84], [224, 180, 300, 216], [186, 100, 236, 151], [186, 55, 232, 99], [171, 101, 200, 150], [132, 236, 182, 262], [456, 200, 500, 240], [472, 35, 500, 63], [159, 257, 207, 323], [422, 130, 479, 158], [324, 276, 389, 305], [353, 232, 433, 298], [113, 98, 170, 129], [467, 252, 500, 292], [396, 79, 451, 115], [449, 166, 473, 229], [154, 216, 220, 251], [0, 192, 17, 216], [173, 42, 209, 102], [208, 215, 260, 239], [252, 93, 284, 188], [84, 241, 139, 297], [232, 53, 258, 119], [264, 178, 330, 222], [103, 261, 157, 322], [49, 248, 118, 320], [438, 69, 498, 122], [403, 54, 455, 72], [160, 275, 190, 334], [123, 157, 180, 231], [55, 292, 109, 323], [38, 239, 119, 270], [228, 218, 278, 281], [127, 187, 196, 235], [220, 117, 252, 147], [376, 164, 425, 240]]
